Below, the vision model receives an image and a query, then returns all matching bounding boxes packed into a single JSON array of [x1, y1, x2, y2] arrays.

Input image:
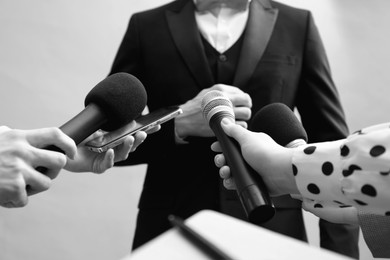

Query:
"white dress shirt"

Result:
[[194, 0, 250, 53]]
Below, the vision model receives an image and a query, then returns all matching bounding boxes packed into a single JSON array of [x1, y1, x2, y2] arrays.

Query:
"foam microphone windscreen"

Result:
[[251, 103, 308, 146], [84, 73, 147, 131]]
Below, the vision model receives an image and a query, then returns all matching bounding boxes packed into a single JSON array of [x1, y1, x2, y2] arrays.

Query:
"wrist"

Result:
[[262, 146, 300, 196], [279, 147, 300, 195]]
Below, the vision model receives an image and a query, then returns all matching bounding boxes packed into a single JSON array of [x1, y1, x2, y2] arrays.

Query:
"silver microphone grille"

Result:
[[201, 90, 234, 123]]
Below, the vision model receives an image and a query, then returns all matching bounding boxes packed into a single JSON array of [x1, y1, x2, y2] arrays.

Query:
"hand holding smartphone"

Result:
[[85, 106, 182, 153]]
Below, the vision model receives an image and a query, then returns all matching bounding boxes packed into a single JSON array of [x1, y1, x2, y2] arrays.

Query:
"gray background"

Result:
[[1, 1, 389, 259]]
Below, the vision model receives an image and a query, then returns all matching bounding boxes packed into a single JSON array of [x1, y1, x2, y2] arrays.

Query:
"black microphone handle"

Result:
[[36, 103, 108, 174], [59, 103, 107, 145], [210, 112, 275, 224]]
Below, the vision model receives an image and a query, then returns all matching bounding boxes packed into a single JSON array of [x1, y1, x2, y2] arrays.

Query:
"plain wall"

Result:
[[1, 1, 390, 260]]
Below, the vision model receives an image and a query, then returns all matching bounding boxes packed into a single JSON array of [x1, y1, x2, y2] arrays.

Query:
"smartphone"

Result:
[[85, 106, 182, 153]]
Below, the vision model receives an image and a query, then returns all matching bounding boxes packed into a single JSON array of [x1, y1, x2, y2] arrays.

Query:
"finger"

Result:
[[83, 129, 106, 142], [145, 125, 161, 134], [229, 92, 252, 108], [219, 165, 231, 179], [113, 135, 133, 162], [30, 147, 68, 179], [87, 122, 134, 147], [211, 85, 252, 107], [25, 167, 53, 196], [26, 128, 77, 159], [233, 107, 251, 121], [223, 177, 236, 190], [220, 118, 249, 143], [37, 166, 62, 181], [3, 195, 28, 208], [1, 201, 20, 208], [214, 154, 226, 168], [5, 176, 29, 207], [30, 147, 68, 169], [132, 131, 147, 152], [210, 141, 222, 152], [235, 121, 248, 129], [93, 150, 115, 174]]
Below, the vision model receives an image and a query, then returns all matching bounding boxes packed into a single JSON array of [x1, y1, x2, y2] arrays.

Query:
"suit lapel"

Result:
[[166, 0, 214, 89], [233, 0, 279, 88]]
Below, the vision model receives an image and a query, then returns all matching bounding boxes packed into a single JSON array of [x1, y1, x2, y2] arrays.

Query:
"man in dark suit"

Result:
[[110, 0, 359, 257]]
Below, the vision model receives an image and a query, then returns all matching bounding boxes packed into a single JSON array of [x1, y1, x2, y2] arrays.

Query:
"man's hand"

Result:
[[175, 84, 252, 139]]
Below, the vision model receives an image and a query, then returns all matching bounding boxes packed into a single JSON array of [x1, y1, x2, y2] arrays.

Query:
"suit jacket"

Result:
[[111, 0, 359, 257], [358, 213, 390, 258]]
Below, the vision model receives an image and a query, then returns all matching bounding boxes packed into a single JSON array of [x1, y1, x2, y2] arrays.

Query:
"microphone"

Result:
[[62, 72, 147, 144], [201, 90, 275, 224], [38, 72, 147, 170], [251, 103, 308, 148]]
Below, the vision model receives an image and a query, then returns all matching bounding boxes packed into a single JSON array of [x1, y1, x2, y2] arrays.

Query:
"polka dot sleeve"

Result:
[[293, 140, 350, 207], [292, 122, 390, 216]]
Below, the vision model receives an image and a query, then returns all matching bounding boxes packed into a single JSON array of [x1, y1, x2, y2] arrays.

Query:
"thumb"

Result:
[[220, 118, 248, 144], [94, 150, 115, 174]]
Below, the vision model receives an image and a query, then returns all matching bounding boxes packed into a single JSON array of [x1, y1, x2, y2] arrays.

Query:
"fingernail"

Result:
[[215, 156, 221, 166]]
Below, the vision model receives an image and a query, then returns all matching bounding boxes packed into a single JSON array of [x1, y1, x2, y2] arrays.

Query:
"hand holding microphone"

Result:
[[35, 73, 147, 186], [202, 90, 275, 224], [0, 126, 77, 208], [212, 119, 300, 196], [214, 103, 361, 225], [1, 73, 149, 207], [212, 103, 306, 197]]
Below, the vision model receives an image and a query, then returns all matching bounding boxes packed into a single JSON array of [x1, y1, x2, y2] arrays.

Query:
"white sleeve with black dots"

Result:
[[292, 122, 390, 216]]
